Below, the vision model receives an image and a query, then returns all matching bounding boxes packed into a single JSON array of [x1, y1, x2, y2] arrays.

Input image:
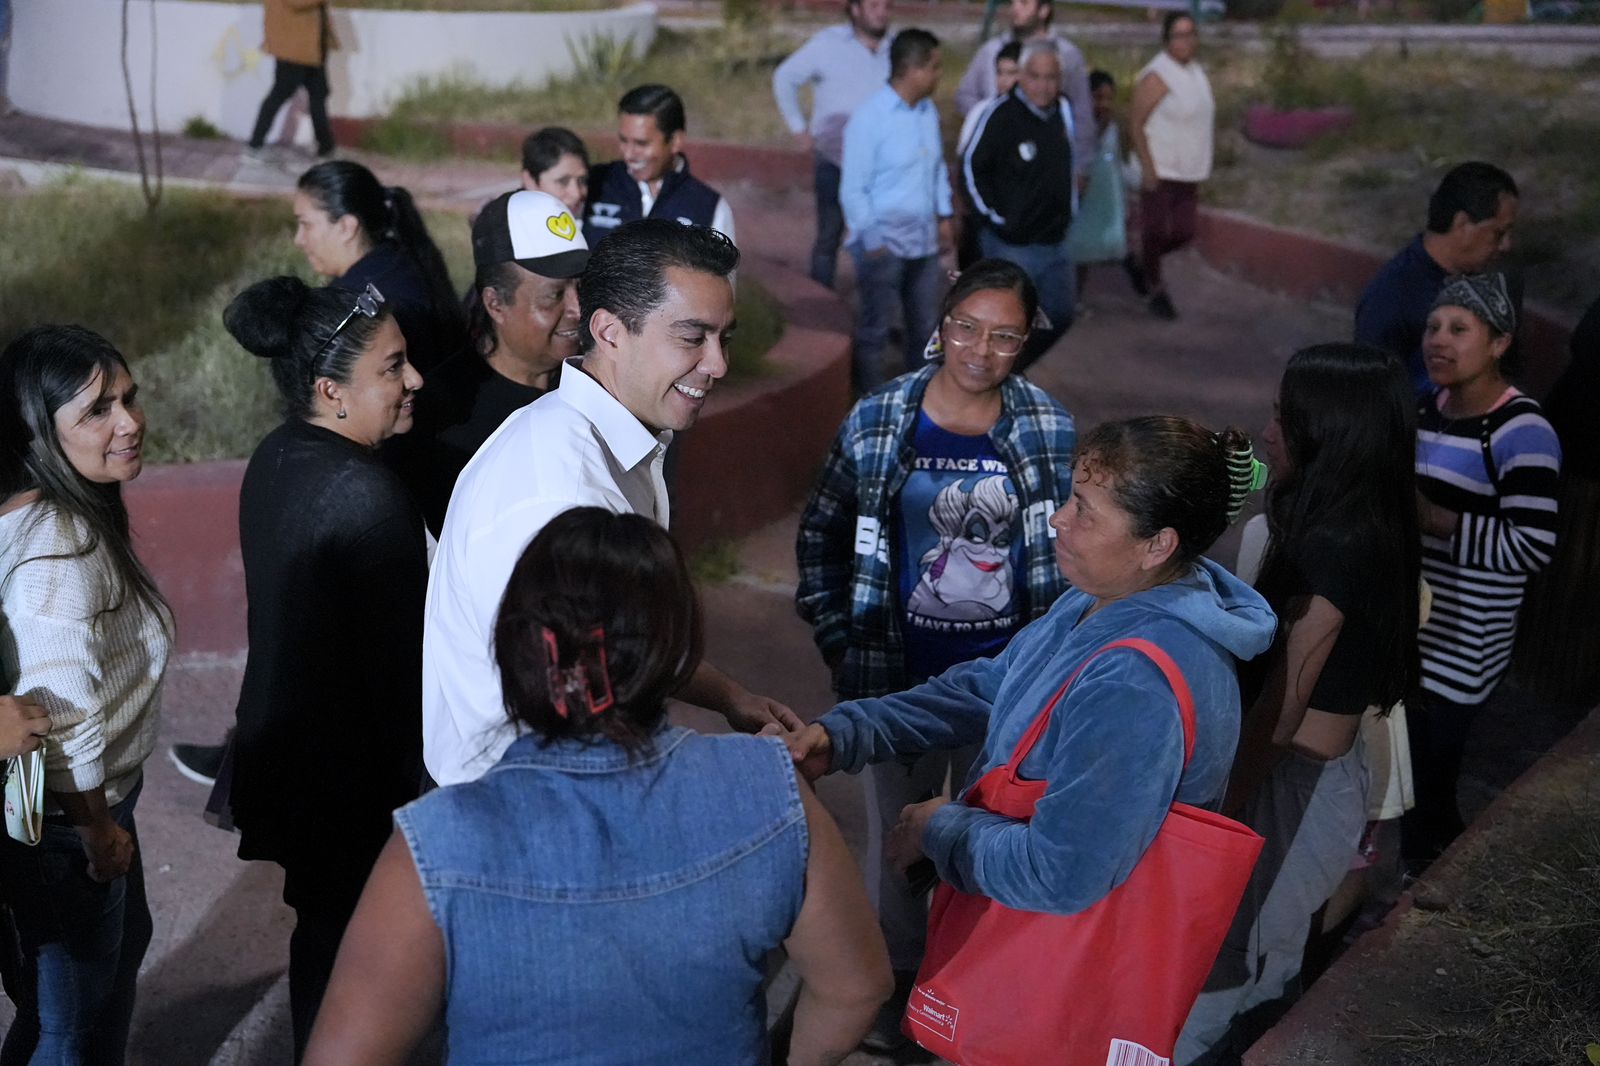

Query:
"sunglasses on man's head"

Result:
[[308, 283, 385, 388]]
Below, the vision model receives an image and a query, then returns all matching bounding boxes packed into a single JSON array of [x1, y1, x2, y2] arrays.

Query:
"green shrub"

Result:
[[182, 115, 223, 139], [357, 114, 454, 160]]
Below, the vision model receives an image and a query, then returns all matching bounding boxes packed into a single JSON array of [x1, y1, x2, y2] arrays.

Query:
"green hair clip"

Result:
[[1249, 456, 1269, 491]]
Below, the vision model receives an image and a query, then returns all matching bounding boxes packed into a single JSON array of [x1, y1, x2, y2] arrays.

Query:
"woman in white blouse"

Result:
[[1128, 11, 1216, 322], [0, 325, 171, 1062]]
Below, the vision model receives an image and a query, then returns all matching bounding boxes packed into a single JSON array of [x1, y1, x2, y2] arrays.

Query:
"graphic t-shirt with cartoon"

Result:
[[897, 410, 1024, 683]]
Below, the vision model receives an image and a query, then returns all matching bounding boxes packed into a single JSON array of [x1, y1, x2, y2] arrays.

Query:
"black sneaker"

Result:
[[1122, 254, 1150, 297], [1148, 291, 1178, 321], [168, 742, 226, 786]]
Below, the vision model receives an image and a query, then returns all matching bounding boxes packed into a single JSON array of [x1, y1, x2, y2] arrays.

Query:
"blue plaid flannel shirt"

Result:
[[796, 365, 1078, 700]]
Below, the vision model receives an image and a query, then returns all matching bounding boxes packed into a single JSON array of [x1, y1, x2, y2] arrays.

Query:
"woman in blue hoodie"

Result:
[[787, 415, 1275, 919]]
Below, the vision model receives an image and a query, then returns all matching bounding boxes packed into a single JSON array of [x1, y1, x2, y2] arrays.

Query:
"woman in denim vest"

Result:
[[304, 508, 891, 1066]]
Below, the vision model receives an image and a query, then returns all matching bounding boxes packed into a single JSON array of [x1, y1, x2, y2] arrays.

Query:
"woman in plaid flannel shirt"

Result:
[[795, 259, 1076, 1050]]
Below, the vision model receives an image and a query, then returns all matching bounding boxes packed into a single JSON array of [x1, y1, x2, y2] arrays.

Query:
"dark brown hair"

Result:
[[493, 507, 703, 753], [1075, 416, 1255, 567]]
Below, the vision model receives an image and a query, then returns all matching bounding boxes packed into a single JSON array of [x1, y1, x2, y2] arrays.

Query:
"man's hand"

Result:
[[766, 722, 834, 782], [937, 217, 957, 255], [78, 819, 135, 883], [0, 695, 49, 759], [793, 131, 815, 155], [723, 690, 804, 735], [888, 798, 950, 873]]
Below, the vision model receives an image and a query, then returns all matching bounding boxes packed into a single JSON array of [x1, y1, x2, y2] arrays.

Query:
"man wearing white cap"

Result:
[[421, 218, 802, 786], [388, 190, 588, 536]]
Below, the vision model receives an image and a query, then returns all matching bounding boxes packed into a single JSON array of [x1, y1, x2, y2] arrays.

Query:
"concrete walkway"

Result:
[[0, 116, 1583, 1063]]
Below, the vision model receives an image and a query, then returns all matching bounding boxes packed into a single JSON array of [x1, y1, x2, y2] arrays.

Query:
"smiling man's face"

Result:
[[589, 266, 735, 433]]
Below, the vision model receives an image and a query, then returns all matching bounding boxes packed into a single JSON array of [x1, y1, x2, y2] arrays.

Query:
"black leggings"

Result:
[[279, 843, 384, 1062], [1402, 693, 1481, 868], [249, 60, 334, 153]]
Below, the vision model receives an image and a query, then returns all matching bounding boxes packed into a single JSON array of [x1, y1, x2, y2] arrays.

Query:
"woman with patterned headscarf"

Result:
[[1405, 272, 1562, 869]]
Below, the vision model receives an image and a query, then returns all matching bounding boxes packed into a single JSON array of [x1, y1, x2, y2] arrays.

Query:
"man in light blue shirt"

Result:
[[772, 0, 893, 289], [840, 28, 953, 393]]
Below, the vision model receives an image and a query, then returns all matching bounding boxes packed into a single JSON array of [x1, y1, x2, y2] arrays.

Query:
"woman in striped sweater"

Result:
[[1407, 272, 1561, 867]]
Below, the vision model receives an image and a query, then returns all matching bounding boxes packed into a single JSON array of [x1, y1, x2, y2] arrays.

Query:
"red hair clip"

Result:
[[541, 625, 615, 718]]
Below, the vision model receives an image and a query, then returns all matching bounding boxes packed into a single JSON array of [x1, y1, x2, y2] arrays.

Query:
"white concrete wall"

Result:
[[9, 0, 657, 141]]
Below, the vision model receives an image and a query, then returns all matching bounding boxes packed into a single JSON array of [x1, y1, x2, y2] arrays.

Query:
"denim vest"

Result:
[[395, 726, 807, 1066]]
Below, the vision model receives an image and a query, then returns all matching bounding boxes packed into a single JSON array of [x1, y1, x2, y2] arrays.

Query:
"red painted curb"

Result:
[[128, 255, 850, 658], [332, 117, 814, 191]]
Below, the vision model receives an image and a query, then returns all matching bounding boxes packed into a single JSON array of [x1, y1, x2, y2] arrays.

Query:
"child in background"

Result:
[[1067, 70, 1129, 306]]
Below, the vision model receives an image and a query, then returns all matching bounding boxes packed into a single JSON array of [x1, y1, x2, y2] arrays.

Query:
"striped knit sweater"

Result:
[[1415, 389, 1561, 704], [0, 501, 170, 809]]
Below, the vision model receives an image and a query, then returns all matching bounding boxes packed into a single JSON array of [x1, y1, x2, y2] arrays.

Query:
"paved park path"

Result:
[[0, 117, 1585, 1064]]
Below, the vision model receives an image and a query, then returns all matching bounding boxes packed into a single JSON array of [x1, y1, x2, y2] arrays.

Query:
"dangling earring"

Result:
[[336, 407, 348, 420]]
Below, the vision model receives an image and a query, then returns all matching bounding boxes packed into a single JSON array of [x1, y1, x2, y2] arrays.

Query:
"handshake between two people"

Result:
[[760, 719, 952, 879]]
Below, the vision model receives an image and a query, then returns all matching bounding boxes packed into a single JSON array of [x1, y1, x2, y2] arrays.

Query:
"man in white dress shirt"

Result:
[[422, 217, 800, 785]]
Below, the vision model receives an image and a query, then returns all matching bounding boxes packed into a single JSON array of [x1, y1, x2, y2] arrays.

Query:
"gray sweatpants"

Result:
[[863, 746, 980, 971], [1175, 737, 1369, 1064]]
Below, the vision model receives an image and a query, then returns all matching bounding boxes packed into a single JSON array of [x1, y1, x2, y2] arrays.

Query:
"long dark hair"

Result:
[[0, 326, 171, 624], [224, 276, 391, 420], [296, 161, 467, 343], [1256, 343, 1420, 710], [493, 508, 703, 754]]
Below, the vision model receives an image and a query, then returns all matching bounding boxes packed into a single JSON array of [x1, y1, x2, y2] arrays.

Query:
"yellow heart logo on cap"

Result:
[[547, 213, 577, 241]]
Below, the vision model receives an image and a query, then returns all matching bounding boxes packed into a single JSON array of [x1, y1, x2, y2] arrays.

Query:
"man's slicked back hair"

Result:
[[618, 83, 687, 138], [578, 220, 740, 351]]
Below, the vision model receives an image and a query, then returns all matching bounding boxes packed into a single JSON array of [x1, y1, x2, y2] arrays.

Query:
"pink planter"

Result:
[[1241, 104, 1357, 149]]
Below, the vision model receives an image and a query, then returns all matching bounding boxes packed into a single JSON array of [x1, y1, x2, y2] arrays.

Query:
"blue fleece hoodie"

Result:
[[821, 557, 1276, 916]]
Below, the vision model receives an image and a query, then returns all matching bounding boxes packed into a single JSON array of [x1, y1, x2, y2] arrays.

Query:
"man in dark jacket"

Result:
[[584, 84, 735, 246], [1355, 161, 1519, 397], [961, 42, 1076, 366]]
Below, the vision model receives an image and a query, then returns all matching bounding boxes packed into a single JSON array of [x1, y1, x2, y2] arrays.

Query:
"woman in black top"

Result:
[[293, 160, 467, 374], [1178, 344, 1422, 1064], [222, 275, 427, 1062]]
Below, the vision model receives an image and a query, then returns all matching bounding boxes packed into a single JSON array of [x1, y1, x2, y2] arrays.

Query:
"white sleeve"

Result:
[[712, 197, 736, 247], [421, 496, 575, 785], [4, 533, 107, 794]]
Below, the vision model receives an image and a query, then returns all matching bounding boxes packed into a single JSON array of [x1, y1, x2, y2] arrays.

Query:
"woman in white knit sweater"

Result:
[[0, 325, 171, 1062]]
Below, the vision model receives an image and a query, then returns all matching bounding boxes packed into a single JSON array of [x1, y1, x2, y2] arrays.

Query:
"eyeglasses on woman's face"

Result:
[[943, 314, 1026, 357], [308, 283, 385, 389]]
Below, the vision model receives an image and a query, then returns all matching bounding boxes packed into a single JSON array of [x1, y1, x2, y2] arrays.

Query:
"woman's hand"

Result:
[[888, 797, 950, 873], [767, 722, 835, 782], [78, 819, 134, 883], [0, 695, 50, 759]]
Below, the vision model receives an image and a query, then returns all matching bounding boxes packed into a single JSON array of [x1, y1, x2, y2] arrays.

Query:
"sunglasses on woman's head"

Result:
[[308, 283, 385, 388]]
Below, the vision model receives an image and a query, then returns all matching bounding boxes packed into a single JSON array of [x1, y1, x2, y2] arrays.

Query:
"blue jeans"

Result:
[[850, 248, 941, 393], [0, 777, 151, 1066], [811, 156, 845, 289], [978, 230, 1076, 370]]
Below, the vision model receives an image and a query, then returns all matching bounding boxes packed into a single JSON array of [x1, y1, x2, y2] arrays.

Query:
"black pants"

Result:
[[249, 60, 334, 153], [279, 843, 383, 1062], [1402, 692, 1481, 868]]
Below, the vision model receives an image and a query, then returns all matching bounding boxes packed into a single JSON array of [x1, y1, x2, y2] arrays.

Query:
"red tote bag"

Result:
[[902, 638, 1264, 1066]]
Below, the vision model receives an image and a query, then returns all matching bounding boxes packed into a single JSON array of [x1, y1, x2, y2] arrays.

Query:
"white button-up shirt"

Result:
[[421, 360, 671, 785]]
